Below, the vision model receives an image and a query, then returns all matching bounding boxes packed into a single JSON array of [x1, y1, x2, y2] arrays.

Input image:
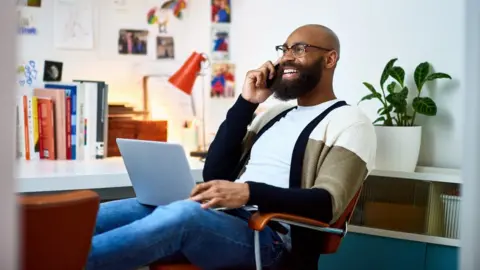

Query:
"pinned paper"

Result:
[[17, 60, 38, 87]]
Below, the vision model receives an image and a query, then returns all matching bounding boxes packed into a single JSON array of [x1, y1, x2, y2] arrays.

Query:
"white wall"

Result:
[[230, 0, 466, 169], [18, 0, 466, 168], [1, 1, 18, 269], [17, 0, 227, 144]]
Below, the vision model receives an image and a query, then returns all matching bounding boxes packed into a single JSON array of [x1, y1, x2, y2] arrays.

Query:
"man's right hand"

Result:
[[241, 60, 278, 104]]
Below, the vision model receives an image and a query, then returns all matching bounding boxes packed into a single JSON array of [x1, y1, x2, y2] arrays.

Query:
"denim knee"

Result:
[[156, 200, 204, 226]]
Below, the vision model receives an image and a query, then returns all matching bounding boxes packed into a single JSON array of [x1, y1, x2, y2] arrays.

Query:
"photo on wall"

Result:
[[17, 0, 41, 7], [43, 60, 63, 82], [211, 25, 230, 60], [211, 63, 235, 98], [156, 36, 174, 59], [118, 29, 148, 55], [211, 0, 230, 23]]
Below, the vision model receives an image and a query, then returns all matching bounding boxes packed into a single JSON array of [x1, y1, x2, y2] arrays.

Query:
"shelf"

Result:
[[370, 166, 462, 184], [349, 225, 460, 247]]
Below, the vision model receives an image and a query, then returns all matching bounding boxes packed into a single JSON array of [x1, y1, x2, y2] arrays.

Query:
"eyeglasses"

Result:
[[275, 43, 333, 58]]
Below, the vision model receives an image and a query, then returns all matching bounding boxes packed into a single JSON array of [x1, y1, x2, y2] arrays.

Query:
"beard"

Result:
[[270, 57, 324, 101]]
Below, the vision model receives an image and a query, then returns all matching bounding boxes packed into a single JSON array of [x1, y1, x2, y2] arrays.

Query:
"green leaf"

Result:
[[380, 58, 397, 89], [387, 82, 396, 94], [426, 72, 452, 81], [362, 82, 379, 95], [377, 105, 392, 115], [358, 92, 381, 104], [373, 117, 386, 125], [412, 97, 437, 116], [399, 86, 409, 99], [389, 66, 405, 86], [414, 62, 430, 91], [386, 91, 408, 114]]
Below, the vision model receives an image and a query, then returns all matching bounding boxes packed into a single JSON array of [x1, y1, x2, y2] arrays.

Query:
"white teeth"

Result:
[[284, 69, 298, 74]]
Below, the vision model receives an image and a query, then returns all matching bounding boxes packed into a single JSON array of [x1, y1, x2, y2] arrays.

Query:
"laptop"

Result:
[[116, 138, 197, 206]]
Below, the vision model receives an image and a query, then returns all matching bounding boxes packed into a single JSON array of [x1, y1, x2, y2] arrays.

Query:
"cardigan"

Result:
[[202, 95, 376, 253]]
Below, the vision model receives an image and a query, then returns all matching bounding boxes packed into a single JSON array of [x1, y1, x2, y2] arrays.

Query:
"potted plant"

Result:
[[359, 58, 452, 172]]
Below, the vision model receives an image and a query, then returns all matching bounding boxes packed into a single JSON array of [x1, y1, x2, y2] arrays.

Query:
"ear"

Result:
[[325, 51, 339, 69]]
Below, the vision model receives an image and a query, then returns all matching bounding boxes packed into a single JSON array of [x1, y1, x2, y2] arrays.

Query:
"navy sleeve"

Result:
[[203, 95, 258, 182], [246, 182, 333, 223]]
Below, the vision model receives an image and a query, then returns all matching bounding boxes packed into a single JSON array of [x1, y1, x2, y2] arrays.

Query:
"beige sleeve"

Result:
[[313, 147, 368, 223], [313, 121, 376, 223]]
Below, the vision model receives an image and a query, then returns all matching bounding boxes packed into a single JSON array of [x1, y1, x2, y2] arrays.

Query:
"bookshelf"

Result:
[[351, 167, 462, 247]]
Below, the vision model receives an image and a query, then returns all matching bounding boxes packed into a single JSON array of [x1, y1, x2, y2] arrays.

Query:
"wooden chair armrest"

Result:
[[248, 212, 346, 236], [18, 190, 100, 208]]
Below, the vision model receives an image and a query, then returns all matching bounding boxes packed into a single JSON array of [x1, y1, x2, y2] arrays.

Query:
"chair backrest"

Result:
[[318, 186, 363, 254], [19, 190, 100, 270]]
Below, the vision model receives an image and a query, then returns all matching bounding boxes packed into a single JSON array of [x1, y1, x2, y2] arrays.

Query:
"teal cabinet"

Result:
[[318, 233, 426, 270], [425, 244, 459, 270]]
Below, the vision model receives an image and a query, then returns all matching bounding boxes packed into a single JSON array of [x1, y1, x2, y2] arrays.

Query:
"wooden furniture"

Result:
[[107, 118, 167, 157], [18, 190, 100, 270], [150, 189, 362, 270]]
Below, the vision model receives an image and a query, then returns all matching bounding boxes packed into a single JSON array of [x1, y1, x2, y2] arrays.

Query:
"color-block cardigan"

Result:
[[203, 95, 376, 253]]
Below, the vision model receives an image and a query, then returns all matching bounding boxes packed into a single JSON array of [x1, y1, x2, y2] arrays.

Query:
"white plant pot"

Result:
[[374, 126, 422, 172]]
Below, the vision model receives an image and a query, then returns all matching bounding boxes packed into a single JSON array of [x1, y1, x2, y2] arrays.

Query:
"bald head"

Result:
[[288, 24, 340, 61], [271, 24, 340, 104]]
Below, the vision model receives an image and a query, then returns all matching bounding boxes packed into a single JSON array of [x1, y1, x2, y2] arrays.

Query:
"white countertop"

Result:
[[16, 157, 205, 193]]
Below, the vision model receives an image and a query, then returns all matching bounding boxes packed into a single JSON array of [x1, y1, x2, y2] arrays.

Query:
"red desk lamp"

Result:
[[169, 51, 209, 158]]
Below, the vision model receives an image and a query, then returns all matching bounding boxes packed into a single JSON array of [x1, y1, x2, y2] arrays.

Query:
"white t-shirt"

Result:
[[237, 99, 341, 249], [237, 99, 340, 187]]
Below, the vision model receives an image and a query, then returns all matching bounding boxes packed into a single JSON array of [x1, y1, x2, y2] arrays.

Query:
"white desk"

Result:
[[16, 157, 205, 193], [15, 158, 462, 247]]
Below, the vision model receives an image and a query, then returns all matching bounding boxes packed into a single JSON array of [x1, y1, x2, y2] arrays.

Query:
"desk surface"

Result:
[[16, 157, 205, 193]]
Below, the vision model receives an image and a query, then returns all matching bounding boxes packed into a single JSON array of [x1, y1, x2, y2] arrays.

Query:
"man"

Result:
[[86, 24, 376, 270]]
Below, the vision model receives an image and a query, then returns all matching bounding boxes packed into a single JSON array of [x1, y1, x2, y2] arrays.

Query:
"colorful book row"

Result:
[[16, 80, 109, 160]]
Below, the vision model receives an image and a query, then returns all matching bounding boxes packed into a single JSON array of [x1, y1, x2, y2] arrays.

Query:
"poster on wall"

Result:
[[118, 29, 148, 55], [53, 0, 94, 50], [211, 25, 229, 60], [211, 0, 230, 23], [211, 63, 235, 98], [156, 36, 174, 59]]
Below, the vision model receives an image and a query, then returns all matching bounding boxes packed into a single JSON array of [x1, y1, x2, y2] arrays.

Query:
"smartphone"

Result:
[[266, 64, 279, 88]]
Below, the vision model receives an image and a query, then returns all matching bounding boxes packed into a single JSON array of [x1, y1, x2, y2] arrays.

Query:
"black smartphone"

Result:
[[266, 64, 279, 89]]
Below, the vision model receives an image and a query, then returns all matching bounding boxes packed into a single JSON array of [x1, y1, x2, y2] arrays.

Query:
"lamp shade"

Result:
[[168, 51, 206, 95]]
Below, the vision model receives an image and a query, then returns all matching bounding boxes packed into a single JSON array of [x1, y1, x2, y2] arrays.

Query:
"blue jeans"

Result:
[[86, 198, 286, 270]]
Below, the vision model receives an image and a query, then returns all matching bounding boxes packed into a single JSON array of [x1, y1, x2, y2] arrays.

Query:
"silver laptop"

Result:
[[116, 138, 196, 206]]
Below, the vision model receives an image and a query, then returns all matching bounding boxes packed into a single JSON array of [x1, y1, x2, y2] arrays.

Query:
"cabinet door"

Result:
[[425, 244, 458, 270], [318, 233, 426, 270]]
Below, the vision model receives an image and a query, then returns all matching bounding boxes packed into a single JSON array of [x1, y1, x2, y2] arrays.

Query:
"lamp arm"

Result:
[[141, 74, 172, 120]]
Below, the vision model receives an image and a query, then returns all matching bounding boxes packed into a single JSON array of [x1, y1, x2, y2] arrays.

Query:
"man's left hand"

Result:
[[190, 180, 250, 209]]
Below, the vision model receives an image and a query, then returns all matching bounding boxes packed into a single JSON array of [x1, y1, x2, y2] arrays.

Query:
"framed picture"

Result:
[[211, 63, 235, 98], [118, 29, 148, 55], [211, 25, 230, 60], [211, 0, 230, 23], [156, 36, 174, 59]]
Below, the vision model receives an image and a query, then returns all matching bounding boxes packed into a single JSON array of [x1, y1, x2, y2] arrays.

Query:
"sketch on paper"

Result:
[[53, 0, 94, 50]]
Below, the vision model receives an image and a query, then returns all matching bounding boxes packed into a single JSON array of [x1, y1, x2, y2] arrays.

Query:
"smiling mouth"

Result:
[[282, 68, 299, 79]]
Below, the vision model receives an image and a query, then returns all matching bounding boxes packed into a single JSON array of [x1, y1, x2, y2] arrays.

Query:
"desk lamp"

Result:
[[168, 51, 209, 158]]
